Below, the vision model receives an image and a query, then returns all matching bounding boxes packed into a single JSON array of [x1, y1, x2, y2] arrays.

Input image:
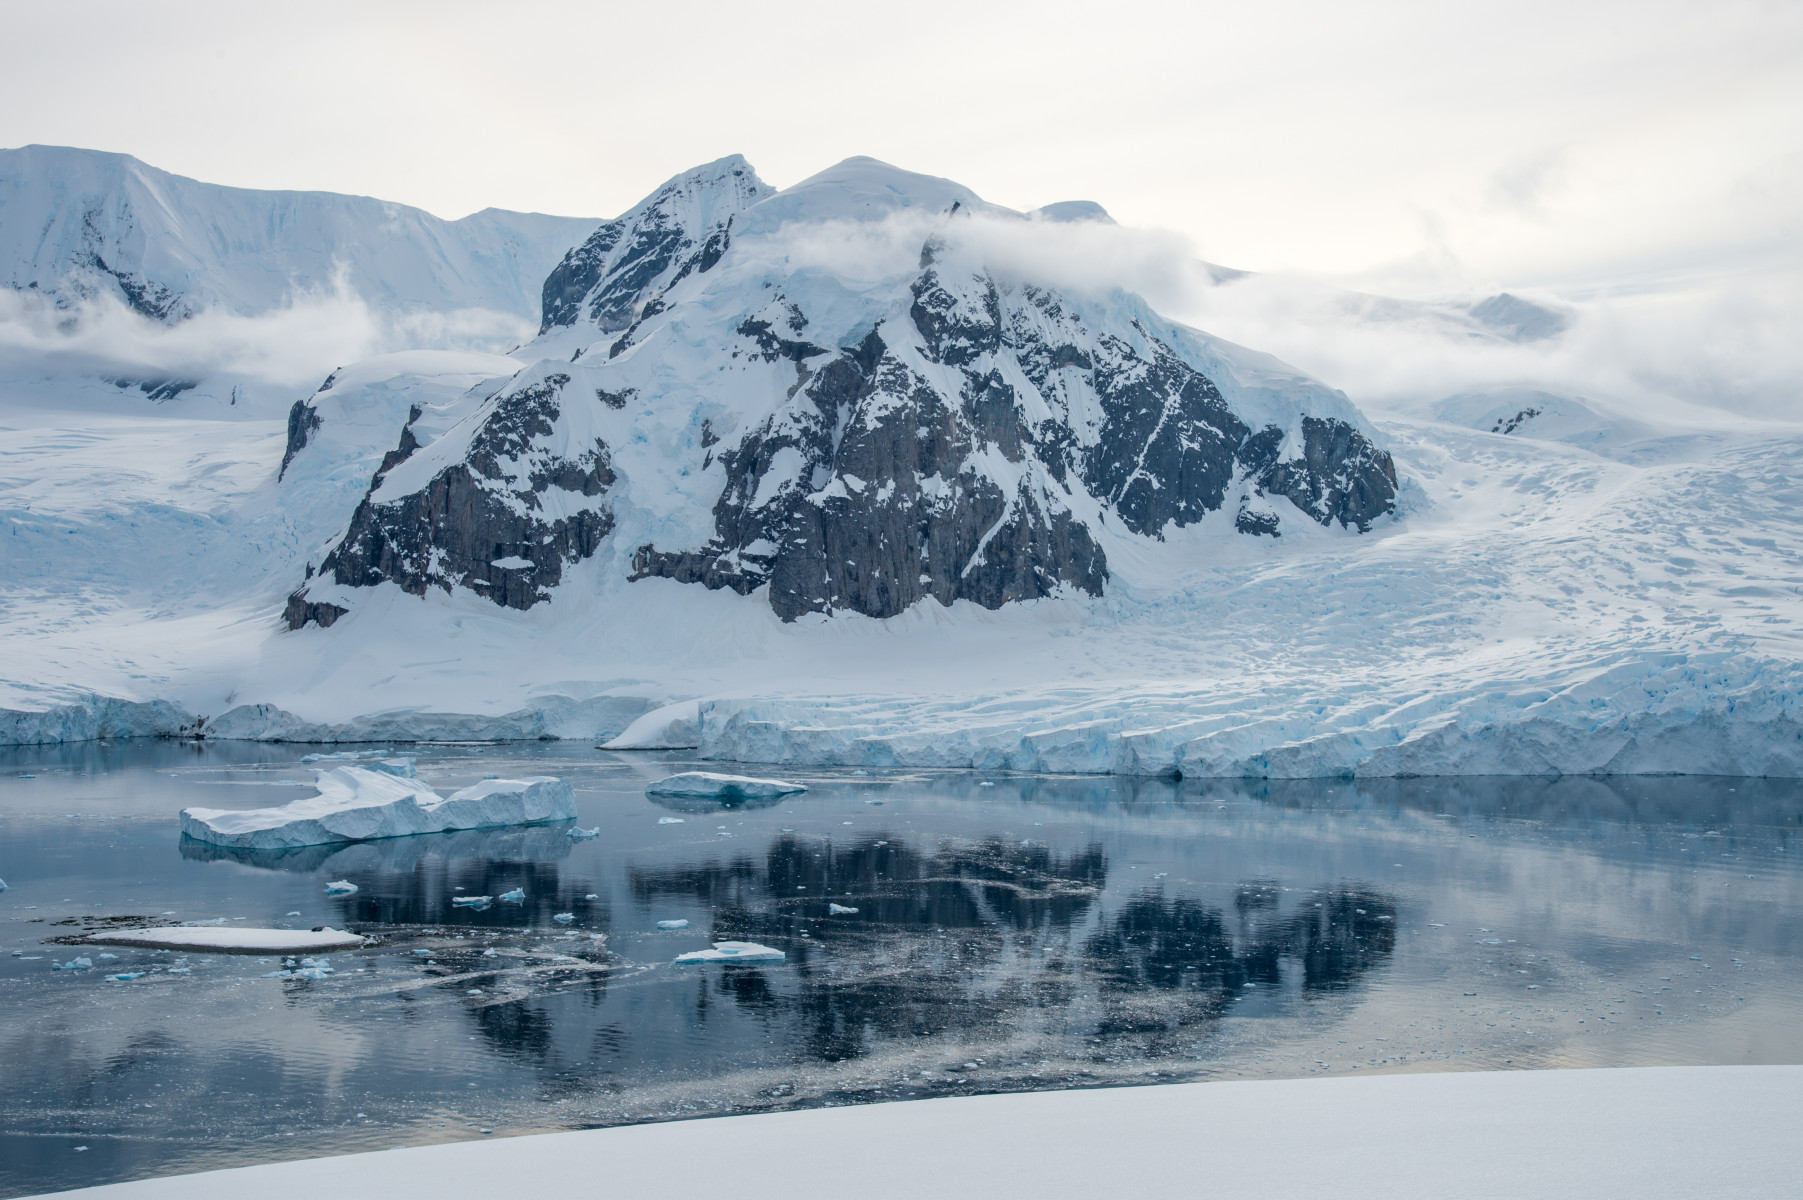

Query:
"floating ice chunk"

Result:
[[645, 772, 806, 800], [181, 767, 576, 848], [657, 817, 684, 824], [85, 927, 365, 953], [673, 941, 786, 965], [499, 887, 525, 903], [325, 880, 359, 895], [553, 912, 575, 923], [107, 972, 145, 981], [566, 826, 600, 841], [54, 956, 94, 970], [0, 877, 6, 891], [367, 758, 416, 778], [829, 904, 859, 915], [413, 949, 432, 957], [656, 919, 690, 930], [451, 895, 493, 910]]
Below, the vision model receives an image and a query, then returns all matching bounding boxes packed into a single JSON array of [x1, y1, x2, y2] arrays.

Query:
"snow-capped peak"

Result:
[[538, 154, 770, 334]]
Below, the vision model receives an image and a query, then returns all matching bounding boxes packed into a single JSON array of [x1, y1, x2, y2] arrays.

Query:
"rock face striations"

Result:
[[284, 157, 1396, 628]]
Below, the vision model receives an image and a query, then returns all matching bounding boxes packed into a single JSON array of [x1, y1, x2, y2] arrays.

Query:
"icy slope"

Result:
[[0, 145, 598, 326]]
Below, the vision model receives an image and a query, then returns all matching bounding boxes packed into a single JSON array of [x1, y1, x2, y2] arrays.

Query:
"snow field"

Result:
[[32, 1066, 1802, 1200]]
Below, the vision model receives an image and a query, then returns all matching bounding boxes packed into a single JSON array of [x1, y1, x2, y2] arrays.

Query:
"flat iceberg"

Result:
[[499, 887, 525, 903], [566, 826, 600, 841], [180, 766, 576, 849], [673, 940, 787, 965], [324, 880, 359, 895], [829, 903, 859, 915], [655, 919, 690, 930], [646, 772, 806, 800], [451, 895, 493, 910], [86, 927, 366, 953]]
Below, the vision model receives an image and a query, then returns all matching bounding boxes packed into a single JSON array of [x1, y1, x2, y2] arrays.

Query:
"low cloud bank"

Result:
[[0, 274, 534, 390], [3, 206, 1794, 429]]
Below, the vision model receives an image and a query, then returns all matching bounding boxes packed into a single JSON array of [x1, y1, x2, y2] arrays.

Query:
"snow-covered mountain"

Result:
[[0, 144, 597, 326], [282, 156, 1396, 628], [2, 150, 1798, 779]]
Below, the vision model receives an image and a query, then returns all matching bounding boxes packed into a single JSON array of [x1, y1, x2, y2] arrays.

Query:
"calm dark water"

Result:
[[2, 742, 1800, 1197]]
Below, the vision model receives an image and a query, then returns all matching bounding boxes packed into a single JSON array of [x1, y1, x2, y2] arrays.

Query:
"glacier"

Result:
[[179, 766, 576, 848], [0, 148, 1798, 780]]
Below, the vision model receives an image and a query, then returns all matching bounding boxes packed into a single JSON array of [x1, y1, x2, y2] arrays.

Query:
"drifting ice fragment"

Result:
[[553, 913, 575, 923], [180, 767, 576, 849], [84, 927, 364, 953], [829, 904, 859, 915], [451, 895, 493, 910], [499, 888, 525, 903], [646, 772, 806, 800], [53, 956, 93, 970], [566, 826, 600, 841], [325, 880, 359, 895], [657, 817, 684, 824], [656, 919, 690, 930], [107, 972, 145, 981], [673, 941, 786, 965], [368, 758, 417, 778]]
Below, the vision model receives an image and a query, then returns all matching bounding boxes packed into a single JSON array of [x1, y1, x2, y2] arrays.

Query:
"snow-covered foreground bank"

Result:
[[36, 1067, 1801, 1200]]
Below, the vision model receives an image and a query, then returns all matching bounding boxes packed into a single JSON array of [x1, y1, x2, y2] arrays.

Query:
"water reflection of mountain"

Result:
[[181, 825, 605, 930], [178, 824, 577, 873], [814, 770, 1798, 838], [626, 833, 1397, 1064]]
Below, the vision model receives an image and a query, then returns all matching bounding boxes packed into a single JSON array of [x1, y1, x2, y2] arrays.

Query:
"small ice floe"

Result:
[[85, 927, 365, 954], [673, 941, 786, 965], [829, 904, 859, 915], [181, 767, 575, 849], [53, 956, 94, 971], [499, 887, 525, 904], [553, 913, 575, 923], [286, 911, 302, 917], [656, 919, 690, 930], [265, 956, 334, 981], [645, 772, 806, 800], [413, 949, 432, 957], [325, 880, 359, 895], [107, 972, 145, 982], [451, 895, 493, 911], [96, 952, 118, 960], [566, 826, 600, 841], [658, 817, 684, 824]]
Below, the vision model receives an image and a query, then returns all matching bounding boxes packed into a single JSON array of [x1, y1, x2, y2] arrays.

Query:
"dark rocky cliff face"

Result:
[[284, 158, 1398, 630], [539, 157, 767, 335], [286, 373, 616, 625], [631, 325, 1108, 621]]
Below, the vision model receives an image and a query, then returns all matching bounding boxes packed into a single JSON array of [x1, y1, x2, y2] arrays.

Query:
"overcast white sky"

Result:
[[2, 0, 1799, 296]]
